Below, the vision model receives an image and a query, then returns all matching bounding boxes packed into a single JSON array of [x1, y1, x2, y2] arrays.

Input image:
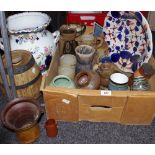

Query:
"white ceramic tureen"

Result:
[[0, 12, 60, 72]]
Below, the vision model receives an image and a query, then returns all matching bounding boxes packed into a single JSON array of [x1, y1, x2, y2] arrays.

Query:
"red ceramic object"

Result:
[[45, 119, 58, 137]]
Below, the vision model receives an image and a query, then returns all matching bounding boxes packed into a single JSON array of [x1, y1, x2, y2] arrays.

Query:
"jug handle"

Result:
[[0, 38, 4, 51], [52, 30, 60, 44], [76, 24, 86, 37], [96, 36, 104, 49]]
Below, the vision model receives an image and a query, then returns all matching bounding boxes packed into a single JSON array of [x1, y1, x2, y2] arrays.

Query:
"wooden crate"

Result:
[[41, 27, 155, 125]]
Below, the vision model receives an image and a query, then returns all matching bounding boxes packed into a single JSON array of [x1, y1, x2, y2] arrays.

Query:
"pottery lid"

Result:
[[7, 12, 51, 34]]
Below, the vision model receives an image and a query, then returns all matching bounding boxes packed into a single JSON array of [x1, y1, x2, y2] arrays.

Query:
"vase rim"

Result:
[[7, 12, 51, 34]]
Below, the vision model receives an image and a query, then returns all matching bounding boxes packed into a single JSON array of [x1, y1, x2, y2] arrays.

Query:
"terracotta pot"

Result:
[[75, 71, 100, 90], [44, 119, 58, 137], [1, 97, 41, 143]]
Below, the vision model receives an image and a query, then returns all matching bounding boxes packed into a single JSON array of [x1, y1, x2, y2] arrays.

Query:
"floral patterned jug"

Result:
[[0, 12, 60, 72]]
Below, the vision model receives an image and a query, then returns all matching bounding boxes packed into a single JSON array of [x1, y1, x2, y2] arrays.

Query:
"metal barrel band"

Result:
[[9, 56, 35, 74], [15, 73, 41, 90]]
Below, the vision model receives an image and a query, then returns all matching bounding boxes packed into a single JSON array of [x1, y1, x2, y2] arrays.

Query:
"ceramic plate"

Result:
[[103, 11, 153, 73]]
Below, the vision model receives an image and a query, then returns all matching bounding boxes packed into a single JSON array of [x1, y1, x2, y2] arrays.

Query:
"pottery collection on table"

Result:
[[49, 11, 153, 91]]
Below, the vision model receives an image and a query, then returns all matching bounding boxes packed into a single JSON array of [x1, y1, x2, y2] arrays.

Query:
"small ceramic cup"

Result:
[[49, 75, 76, 89], [108, 73, 129, 91], [44, 119, 58, 137], [75, 45, 96, 64], [59, 54, 77, 67]]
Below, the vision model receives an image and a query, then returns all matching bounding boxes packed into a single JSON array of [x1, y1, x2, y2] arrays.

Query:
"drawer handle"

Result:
[[90, 105, 112, 111]]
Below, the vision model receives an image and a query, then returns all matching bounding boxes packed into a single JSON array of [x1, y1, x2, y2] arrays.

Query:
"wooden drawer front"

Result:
[[43, 92, 79, 121], [121, 96, 155, 125], [79, 96, 127, 122]]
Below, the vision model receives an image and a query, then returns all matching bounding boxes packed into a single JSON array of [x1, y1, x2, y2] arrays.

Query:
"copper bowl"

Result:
[[1, 97, 41, 131]]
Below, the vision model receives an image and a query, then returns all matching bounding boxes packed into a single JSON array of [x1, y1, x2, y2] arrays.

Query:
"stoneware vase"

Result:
[[59, 54, 77, 68], [108, 73, 129, 91], [58, 66, 75, 80], [49, 75, 76, 89], [0, 12, 60, 72], [60, 27, 78, 55], [131, 76, 150, 91], [75, 45, 96, 64], [75, 71, 100, 90], [76, 61, 92, 73]]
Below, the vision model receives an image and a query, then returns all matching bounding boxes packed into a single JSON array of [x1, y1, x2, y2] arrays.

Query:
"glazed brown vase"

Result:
[[1, 97, 41, 144], [60, 27, 78, 55], [75, 71, 100, 90], [45, 119, 58, 137]]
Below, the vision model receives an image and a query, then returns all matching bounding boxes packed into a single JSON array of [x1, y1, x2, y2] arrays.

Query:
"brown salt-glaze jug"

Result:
[[44, 119, 58, 137]]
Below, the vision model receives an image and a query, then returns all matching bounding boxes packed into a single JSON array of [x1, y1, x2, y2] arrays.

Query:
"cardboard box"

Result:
[[41, 26, 155, 125]]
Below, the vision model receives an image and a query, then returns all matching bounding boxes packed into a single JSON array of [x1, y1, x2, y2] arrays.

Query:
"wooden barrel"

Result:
[[2, 50, 42, 99]]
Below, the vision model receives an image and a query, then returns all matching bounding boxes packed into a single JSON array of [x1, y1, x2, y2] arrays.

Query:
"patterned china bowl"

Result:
[[103, 11, 153, 73]]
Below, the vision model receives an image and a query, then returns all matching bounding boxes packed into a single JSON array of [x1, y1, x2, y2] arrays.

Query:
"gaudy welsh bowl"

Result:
[[103, 11, 153, 73]]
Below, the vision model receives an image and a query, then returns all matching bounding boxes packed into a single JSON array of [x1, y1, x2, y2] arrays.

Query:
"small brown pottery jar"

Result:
[[45, 119, 58, 137], [94, 62, 115, 87], [75, 71, 100, 90]]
